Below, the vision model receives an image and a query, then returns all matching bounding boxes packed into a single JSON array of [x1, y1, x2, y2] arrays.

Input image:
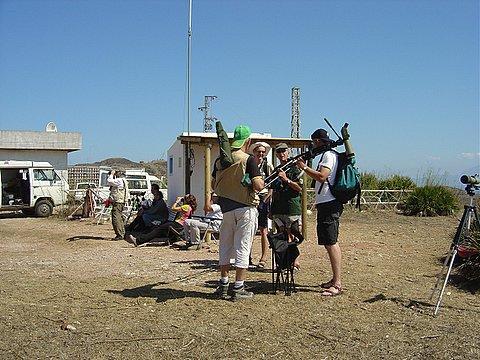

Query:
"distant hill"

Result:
[[75, 158, 167, 179]]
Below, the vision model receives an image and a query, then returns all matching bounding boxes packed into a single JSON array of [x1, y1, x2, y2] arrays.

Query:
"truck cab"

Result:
[[0, 160, 69, 217]]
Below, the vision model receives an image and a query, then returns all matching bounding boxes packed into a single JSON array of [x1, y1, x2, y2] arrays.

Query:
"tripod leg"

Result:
[[431, 207, 470, 301], [434, 247, 458, 316], [272, 250, 276, 293], [429, 249, 453, 301]]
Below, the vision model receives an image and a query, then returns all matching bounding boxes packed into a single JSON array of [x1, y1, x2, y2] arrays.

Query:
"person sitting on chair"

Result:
[[183, 193, 223, 249], [127, 194, 197, 246], [126, 184, 168, 232]]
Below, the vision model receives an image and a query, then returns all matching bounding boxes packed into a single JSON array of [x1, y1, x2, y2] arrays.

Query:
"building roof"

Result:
[[0, 130, 82, 152], [177, 132, 312, 149]]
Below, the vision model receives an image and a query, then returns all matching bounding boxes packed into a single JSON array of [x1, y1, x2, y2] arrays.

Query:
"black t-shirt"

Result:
[[212, 154, 261, 213]]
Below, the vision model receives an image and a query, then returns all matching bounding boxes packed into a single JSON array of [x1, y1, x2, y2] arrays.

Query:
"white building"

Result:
[[0, 125, 82, 181]]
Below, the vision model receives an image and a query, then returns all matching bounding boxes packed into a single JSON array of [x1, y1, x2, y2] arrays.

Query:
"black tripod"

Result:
[[430, 184, 480, 315]]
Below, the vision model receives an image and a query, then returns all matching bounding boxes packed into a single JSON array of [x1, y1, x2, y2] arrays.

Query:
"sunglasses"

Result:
[[276, 149, 287, 154]]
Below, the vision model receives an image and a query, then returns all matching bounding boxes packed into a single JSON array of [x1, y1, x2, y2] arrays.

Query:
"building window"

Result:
[[169, 157, 173, 175]]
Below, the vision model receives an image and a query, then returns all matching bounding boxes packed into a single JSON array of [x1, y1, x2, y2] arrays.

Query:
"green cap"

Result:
[[231, 125, 251, 149]]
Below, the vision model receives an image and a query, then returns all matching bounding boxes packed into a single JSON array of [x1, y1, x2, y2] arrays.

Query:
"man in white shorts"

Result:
[[212, 125, 264, 301]]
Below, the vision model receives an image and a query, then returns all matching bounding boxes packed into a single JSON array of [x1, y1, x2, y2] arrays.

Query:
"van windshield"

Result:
[[77, 183, 96, 189], [127, 179, 148, 190], [33, 169, 61, 181], [126, 174, 147, 180]]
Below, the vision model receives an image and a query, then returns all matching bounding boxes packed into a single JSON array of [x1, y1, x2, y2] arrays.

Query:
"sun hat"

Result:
[[248, 141, 271, 155], [310, 128, 334, 142], [275, 143, 289, 152], [231, 125, 251, 149]]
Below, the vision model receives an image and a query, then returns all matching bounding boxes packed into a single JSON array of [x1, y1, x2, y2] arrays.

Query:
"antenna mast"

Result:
[[187, 0, 192, 135], [198, 95, 217, 132]]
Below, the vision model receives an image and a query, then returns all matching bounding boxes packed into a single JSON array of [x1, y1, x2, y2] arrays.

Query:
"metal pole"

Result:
[[184, 0, 193, 195], [204, 143, 212, 243], [301, 147, 308, 242], [187, 0, 192, 135]]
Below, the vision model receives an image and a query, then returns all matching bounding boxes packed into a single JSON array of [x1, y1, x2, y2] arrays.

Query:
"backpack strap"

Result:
[[316, 152, 326, 194], [318, 150, 340, 196]]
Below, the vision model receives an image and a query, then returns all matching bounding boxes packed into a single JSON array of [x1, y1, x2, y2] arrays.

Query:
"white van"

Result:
[[148, 174, 168, 200], [0, 160, 69, 217], [122, 170, 167, 200]]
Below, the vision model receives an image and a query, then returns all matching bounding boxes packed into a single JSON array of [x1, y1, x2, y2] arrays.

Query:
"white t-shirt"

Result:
[[207, 203, 223, 231], [314, 150, 338, 204]]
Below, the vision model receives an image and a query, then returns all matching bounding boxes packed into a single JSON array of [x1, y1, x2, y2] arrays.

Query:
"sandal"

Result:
[[320, 285, 342, 297], [320, 279, 334, 289], [257, 260, 267, 269], [293, 262, 300, 272]]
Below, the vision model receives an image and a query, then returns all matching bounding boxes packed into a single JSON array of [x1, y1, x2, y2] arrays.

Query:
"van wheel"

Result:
[[35, 200, 53, 217]]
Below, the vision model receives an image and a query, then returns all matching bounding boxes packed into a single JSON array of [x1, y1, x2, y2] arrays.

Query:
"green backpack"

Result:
[[326, 151, 361, 206], [314, 150, 361, 207]]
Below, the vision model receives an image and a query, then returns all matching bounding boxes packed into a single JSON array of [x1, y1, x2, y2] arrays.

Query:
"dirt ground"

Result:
[[0, 209, 479, 360]]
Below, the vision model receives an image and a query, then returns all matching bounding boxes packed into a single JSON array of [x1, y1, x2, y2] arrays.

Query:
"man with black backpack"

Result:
[[296, 129, 344, 297]]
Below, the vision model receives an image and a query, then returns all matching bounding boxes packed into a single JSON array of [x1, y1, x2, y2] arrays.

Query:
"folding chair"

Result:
[[191, 215, 221, 250], [267, 232, 300, 296], [93, 203, 111, 225]]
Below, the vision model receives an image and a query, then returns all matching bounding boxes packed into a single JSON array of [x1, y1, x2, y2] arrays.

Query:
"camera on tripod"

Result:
[[460, 174, 479, 196], [460, 174, 480, 186]]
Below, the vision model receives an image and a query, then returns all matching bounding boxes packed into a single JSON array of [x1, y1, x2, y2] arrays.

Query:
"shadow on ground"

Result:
[[0, 212, 27, 219], [67, 235, 111, 242], [172, 259, 218, 270], [106, 282, 215, 303], [107, 274, 320, 304], [364, 293, 480, 314]]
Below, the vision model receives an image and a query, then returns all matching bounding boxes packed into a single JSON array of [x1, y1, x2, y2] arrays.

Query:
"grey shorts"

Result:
[[316, 200, 343, 246], [273, 215, 301, 229]]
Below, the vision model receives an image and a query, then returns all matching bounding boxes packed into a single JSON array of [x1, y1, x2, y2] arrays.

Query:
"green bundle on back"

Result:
[[328, 152, 361, 206], [215, 121, 233, 170]]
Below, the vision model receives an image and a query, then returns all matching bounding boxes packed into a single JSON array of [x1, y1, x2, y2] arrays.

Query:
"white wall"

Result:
[[166, 140, 185, 206], [167, 141, 221, 211]]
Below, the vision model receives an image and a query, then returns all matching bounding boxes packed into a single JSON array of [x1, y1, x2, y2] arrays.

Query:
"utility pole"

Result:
[[198, 95, 218, 132], [185, 0, 193, 195], [291, 87, 300, 138]]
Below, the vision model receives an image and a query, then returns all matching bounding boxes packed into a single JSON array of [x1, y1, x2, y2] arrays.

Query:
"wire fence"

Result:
[[306, 189, 413, 210]]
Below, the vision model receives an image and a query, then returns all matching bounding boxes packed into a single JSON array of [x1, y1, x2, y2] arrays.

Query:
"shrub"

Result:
[[360, 172, 379, 190], [404, 185, 459, 216], [378, 175, 416, 190]]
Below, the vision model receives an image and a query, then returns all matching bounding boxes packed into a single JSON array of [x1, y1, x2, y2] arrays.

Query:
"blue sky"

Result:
[[0, 0, 478, 184]]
